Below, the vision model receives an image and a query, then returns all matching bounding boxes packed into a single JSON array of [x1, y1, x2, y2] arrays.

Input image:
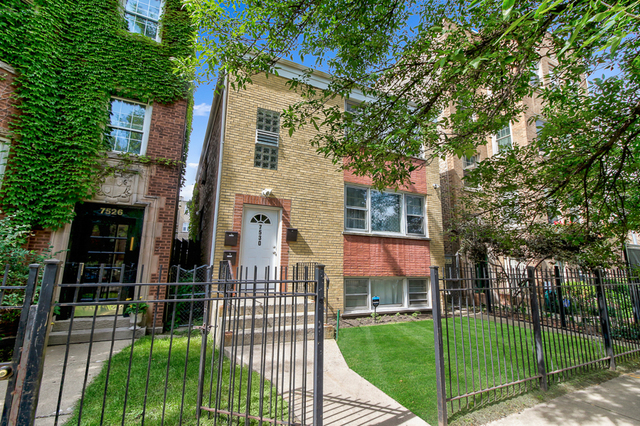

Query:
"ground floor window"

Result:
[[344, 277, 430, 312]]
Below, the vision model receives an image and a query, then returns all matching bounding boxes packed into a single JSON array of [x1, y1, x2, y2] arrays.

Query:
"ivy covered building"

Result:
[[0, 1, 194, 326]]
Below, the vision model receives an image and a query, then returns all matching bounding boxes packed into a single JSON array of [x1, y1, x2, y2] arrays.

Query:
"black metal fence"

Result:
[[431, 265, 640, 426], [167, 264, 209, 327], [0, 260, 325, 426]]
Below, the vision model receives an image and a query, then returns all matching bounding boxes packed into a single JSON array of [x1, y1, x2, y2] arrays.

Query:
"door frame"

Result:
[[239, 204, 282, 279]]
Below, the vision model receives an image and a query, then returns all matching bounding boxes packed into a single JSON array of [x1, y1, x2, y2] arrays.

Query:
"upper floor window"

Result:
[[125, 0, 163, 41], [632, 231, 638, 246], [255, 108, 279, 170], [463, 155, 477, 188], [529, 61, 541, 87], [0, 137, 9, 189], [345, 186, 426, 236], [495, 124, 512, 153], [181, 222, 188, 233], [107, 98, 152, 155]]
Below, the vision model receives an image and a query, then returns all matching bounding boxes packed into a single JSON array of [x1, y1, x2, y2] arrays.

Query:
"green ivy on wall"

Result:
[[0, 0, 195, 230]]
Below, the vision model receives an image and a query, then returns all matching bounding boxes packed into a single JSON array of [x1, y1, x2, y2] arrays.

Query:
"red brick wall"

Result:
[[145, 100, 188, 325], [344, 234, 431, 277], [227, 194, 292, 275], [26, 229, 52, 253], [0, 63, 18, 136], [343, 157, 428, 194]]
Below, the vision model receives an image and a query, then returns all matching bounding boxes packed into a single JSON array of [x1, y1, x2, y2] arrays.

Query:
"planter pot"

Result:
[[129, 313, 144, 329], [224, 331, 234, 345]]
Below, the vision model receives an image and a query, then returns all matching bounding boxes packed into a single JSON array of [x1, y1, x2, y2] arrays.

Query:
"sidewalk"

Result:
[[487, 371, 640, 426]]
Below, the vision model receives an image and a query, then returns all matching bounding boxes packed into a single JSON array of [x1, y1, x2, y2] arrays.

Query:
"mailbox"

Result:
[[224, 231, 239, 246], [372, 296, 380, 308], [286, 228, 298, 242], [223, 250, 237, 264]]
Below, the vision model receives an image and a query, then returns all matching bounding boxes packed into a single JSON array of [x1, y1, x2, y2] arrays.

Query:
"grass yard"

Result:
[[337, 317, 623, 425], [64, 336, 287, 426]]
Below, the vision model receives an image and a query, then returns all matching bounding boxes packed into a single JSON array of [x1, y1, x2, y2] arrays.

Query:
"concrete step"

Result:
[[220, 299, 316, 316], [47, 327, 145, 346], [221, 311, 316, 329], [219, 324, 315, 345], [51, 316, 131, 332]]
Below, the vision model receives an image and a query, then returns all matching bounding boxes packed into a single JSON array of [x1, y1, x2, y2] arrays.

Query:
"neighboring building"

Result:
[[195, 59, 444, 316], [0, 1, 194, 327], [176, 197, 190, 240], [439, 54, 560, 268], [627, 232, 640, 271]]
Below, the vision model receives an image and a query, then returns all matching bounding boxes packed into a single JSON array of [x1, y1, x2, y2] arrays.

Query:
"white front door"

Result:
[[240, 207, 280, 286]]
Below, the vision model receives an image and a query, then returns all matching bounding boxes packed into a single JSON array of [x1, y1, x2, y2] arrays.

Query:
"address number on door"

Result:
[[99, 208, 124, 216]]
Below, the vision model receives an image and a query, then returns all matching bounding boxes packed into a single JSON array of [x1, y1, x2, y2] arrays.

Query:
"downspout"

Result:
[[209, 75, 228, 267]]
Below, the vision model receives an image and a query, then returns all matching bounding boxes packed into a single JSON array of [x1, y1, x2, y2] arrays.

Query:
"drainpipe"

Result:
[[209, 76, 228, 267]]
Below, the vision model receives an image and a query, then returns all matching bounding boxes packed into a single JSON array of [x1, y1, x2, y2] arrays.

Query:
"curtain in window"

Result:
[[371, 279, 403, 306]]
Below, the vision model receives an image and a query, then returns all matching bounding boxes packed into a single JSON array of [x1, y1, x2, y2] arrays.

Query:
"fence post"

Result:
[[430, 267, 447, 426], [7, 259, 60, 426], [554, 266, 567, 328], [595, 269, 616, 370], [313, 264, 325, 426], [527, 267, 548, 391]]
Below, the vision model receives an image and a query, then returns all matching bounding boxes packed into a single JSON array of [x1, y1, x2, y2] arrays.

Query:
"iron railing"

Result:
[[432, 265, 640, 426], [0, 260, 325, 426]]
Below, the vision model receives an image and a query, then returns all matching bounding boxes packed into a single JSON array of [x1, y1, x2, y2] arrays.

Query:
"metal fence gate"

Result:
[[431, 265, 640, 426], [0, 260, 325, 426]]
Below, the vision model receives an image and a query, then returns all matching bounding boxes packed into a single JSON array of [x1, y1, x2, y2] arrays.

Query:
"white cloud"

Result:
[[193, 103, 211, 117], [187, 162, 198, 168], [181, 183, 195, 201]]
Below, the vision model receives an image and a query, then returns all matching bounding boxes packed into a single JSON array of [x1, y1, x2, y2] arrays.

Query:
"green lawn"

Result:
[[64, 336, 287, 426], [337, 318, 615, 425]]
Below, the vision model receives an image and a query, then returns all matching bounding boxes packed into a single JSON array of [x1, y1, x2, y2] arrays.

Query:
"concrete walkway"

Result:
[[226, 339, 429, 426], [487, 371, 640, 426]]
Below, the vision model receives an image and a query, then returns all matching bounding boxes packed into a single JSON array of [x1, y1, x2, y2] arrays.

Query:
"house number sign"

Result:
[[258, 224, 262, 246]]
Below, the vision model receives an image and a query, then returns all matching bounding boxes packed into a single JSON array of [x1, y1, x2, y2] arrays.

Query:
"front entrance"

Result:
[[239, 206, 280, 285], [60, 202, 145, 317]]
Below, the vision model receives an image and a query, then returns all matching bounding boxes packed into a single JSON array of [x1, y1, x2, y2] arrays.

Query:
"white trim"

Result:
[[344, 184, 427, 238], [209, 76, 229, 266], [123, 0, 165, 42], [492, 122, 512, 155], [108, 97, 153, 155], [0, 136, 10, 189], [344, 276, 431, 313]]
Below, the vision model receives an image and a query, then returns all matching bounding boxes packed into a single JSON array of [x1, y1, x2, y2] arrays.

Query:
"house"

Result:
[[194, 58, 444, 316], [0, 1, 194, 328], [176, 197, 190, 240], [439, 54, 563, 270]]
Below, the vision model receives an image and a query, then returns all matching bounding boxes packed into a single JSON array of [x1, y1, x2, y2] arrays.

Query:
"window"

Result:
[[255, 108, 279, 170], [462, 155, 477, 188], [536, 119, 546, 155], [0, 137, 9, 188], [344, 186, 427, 236], [181, 222, 188, 233], [125, 0, 163, 41], [632, 231, 638, 246], [495, 124, 512, 152], [107, 98, 152, 155], [344, 277, 430, 312], [529, 61, 541, 87]]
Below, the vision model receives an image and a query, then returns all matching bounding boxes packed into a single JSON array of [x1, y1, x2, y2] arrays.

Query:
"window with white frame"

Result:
[[345, 186, 426, 236], [124, 0, 163, 41], [631, 231, 638, 246], [0, 137, 10, 188], [255, 108, 279, 170], [345, 277, 430, 312], [529, 61, 541, 86], [462, 155, 477, 188], [107, 98, 152, 155], [495, 124, 512, 152], [536, 119, 546, 155]]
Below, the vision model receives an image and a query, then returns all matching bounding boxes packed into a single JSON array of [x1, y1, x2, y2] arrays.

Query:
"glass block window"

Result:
[[254, 144, 278, 170], [255, 108, 280, 170], [496, 124, 512, 152], [107, 99, 151, 154], [125, 0, 162, 40]]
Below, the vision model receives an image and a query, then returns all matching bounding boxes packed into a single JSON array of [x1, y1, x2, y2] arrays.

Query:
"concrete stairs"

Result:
[[48, 316, 145, 346]]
